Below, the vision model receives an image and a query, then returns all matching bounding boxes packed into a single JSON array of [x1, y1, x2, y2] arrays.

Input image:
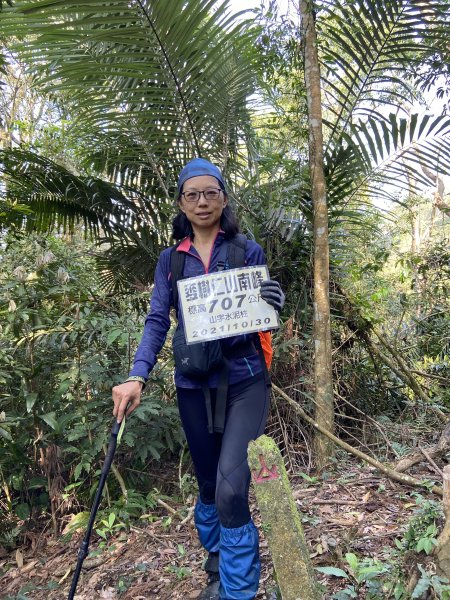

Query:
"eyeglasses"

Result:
[[181, 188, 222, 203]]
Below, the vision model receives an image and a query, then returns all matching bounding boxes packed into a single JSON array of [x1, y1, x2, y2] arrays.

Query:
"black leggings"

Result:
[[177, 373, 270, 529]]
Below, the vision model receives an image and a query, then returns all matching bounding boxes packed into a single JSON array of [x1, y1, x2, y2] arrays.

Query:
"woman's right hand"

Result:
[[112, 381, 143, 423]]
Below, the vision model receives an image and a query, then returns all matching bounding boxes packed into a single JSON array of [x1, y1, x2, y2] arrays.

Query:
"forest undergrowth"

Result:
[[1, 224, 450, 599], [1, 399, 448, 600], [1, 0, 450, 597]]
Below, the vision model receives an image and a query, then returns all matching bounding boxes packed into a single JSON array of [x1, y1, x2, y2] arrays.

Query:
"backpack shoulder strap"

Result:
[[227, 233, 247, 268], [170, 242, 185, 310]]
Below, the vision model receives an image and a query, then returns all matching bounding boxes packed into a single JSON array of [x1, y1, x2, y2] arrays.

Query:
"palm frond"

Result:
[[317, 0, 450, 150], [0, 146, 173, 291], [0, 147, 145, 237], [1, 0, 257, 191], [326, 112, 450, 228], [94, 225, 163, 292]]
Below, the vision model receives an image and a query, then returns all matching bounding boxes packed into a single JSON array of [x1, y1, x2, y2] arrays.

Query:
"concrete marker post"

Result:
[[248, 434, 321, 600]]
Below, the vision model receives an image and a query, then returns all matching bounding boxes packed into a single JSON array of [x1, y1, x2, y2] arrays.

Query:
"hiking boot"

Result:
[[198, 551, 220, 600], [198, 572, 220, 600]]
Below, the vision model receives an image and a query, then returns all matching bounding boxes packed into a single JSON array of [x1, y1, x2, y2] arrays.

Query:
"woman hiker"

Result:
[[112, 158, 284, 600]]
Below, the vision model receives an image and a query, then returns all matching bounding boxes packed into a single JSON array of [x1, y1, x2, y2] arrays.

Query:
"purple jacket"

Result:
[[129, 232, 266, 388]]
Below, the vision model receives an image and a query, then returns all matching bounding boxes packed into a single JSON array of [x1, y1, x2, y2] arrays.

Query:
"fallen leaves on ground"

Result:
[[0, 460, 441, 599]]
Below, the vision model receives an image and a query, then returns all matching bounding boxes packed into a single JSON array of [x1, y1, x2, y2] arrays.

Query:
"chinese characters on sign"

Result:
[[178, 266, 278, 344]]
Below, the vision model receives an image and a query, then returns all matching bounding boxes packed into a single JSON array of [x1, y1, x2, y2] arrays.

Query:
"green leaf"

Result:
[[73, 462, 83, 481], [345, 553, 359, 573], [66, 511, 90, 533], [412, 576, 432, 599], [316, 566, 349, 578], [321, 0, 449, 151], [107, 329, 122, 345], [117, 417, 126, 446], [15, 502, 30, 520], [0, 0, 258, 293], [28, 476, 47, 489], [39, 411, 59, 431], [331, 588, 358, 600], [26, 392, 38, 412], [95, 528, 107, 540], [0, 426, 12, 441]]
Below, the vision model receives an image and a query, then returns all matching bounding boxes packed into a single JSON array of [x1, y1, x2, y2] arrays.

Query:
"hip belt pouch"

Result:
[[172, 327, 223, 379]]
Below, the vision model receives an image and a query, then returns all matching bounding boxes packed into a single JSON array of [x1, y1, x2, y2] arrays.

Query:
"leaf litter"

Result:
[[0, 459, 443, 599]]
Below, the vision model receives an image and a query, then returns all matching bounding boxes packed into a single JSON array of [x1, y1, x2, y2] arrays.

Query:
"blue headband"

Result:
[[177, 158, 226, 195]]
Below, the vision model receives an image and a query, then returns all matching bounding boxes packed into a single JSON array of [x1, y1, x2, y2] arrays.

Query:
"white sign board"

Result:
[[178, 266, 279, 344]]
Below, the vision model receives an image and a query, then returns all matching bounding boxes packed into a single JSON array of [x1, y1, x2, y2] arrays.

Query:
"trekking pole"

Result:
[[67, 419, 122, 600]]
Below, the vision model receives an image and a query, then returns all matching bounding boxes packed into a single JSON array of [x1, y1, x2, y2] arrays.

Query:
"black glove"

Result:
[[260, 280, 285, 313]]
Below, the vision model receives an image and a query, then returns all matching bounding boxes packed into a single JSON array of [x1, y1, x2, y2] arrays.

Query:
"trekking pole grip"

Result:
[[111, 419, 121, 436]]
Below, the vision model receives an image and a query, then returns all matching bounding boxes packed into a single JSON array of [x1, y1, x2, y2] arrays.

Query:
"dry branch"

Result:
[[419, 446, 444, 477], [395, 421, 450, 473], [335, 282, 448, 424], [363, 334, 447, 424], [272, 384, 443, 497], [411, 370, 450, 384]]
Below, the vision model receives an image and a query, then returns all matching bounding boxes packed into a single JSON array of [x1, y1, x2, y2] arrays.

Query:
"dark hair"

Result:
[[171, 198, 240, 241]]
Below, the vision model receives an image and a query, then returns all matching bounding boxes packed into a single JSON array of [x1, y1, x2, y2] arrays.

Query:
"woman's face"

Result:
[[179, 175, 227, 233]]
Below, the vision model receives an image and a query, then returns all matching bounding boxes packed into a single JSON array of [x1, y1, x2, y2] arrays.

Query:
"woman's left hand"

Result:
[[260, 280, 285, 313]]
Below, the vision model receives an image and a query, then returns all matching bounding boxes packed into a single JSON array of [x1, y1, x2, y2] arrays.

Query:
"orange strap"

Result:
[[258, 331, 273, 370]]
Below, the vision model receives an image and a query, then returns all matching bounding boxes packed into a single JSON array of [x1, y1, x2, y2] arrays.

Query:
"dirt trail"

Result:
[[0, 461, 439, 599]]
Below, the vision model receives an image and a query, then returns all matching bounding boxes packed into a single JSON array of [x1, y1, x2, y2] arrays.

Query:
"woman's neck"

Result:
[[191, 225, 220, 247]]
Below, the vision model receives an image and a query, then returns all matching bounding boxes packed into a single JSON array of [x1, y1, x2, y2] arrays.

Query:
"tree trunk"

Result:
[[299, 0, 334, 466], [435, 465, 450, 578]]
